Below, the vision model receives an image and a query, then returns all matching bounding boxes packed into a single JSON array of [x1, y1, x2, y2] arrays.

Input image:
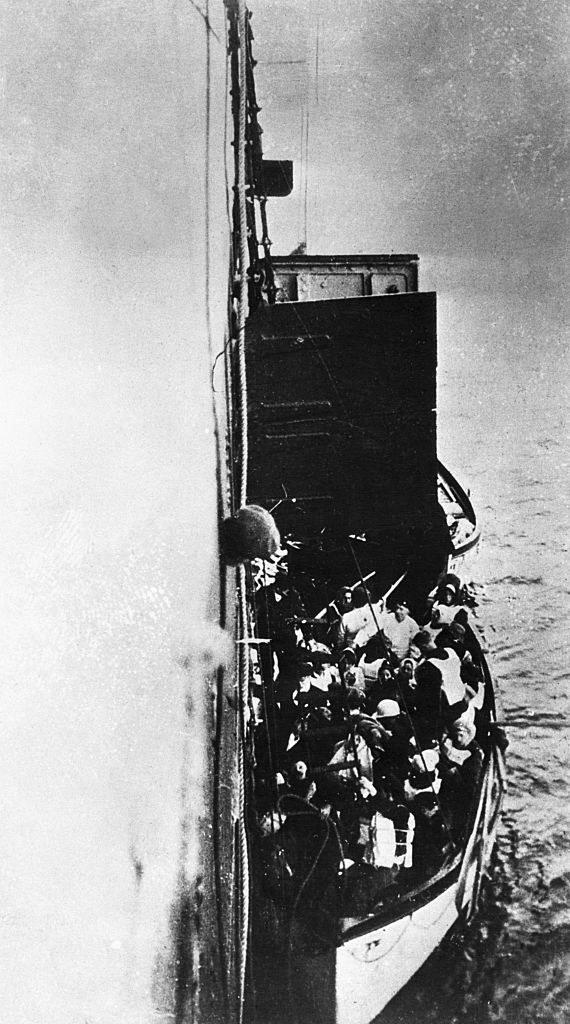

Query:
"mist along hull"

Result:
[[0, 2, 245, 1021], [281, 740, 506, 1024]]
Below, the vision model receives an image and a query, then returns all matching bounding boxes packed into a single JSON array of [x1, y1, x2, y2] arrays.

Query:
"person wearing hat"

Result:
[[439, 707, 484, 837], [339, 646, 365, 692], [334, 587, 353, 616], [336, 586, 386, 652], [431, 581, 458, 625], [430, 577, 470, 634], [277, 660, 331, 762], [358, 635, 386, 691], [293, 662, 330, 711], [410, 628, 436, 661], [374, 699, 413, 783], [435, 623, 466, 661], [395, 657, 418, 712], [361, 659, 398, 715], [380, 598, 419, 662], [335, 586, 372, 651], [375, 698, 401, 721], [412, 629, 469, 744]]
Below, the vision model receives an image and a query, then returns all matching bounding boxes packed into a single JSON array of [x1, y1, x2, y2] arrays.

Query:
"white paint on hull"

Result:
[[335, 757, 503, 1024], [336, 883, 460, 1024], [448, 534, 481, 577]]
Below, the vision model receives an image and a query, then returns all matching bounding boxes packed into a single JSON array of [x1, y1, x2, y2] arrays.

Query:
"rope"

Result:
[[280, 796, 334, 1024], [235, 4, 250, 1019], [212, 666, 231, 1021], [302, 105, 310, 251], [237, 0, 248, 511], [254, 561, 284, 825], [243, 16, 276, 304], [237, 567, 250, 1024]]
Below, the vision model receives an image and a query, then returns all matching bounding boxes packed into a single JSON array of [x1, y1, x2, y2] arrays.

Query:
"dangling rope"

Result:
[[236, 3, 249, 511], [236, 567, 250, 1024], [302, 104, 310, 252], [278, 794, 344, 1024], [228, 0, 282, 1013], [235, 3, 250, 1020]]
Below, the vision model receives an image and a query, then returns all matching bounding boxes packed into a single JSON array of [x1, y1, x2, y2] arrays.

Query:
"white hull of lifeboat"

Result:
[[438, 462, 481, 576], [448, 535, 481, 576], [336, 874, 466, 1024], [334, 746, 505, 1024]]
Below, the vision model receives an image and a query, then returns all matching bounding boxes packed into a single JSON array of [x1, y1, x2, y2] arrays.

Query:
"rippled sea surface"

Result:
[[381, 289, 570, 1023]]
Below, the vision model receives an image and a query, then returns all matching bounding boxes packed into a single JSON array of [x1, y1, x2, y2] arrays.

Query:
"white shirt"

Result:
[[381, 611, 419, 660], [338, 602, 384, 649]]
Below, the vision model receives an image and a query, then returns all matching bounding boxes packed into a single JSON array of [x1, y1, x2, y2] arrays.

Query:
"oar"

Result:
[[381, 572, 407, 607]]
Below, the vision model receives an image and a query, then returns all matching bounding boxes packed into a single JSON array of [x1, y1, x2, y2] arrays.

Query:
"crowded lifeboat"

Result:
[[247, 549, 502, 935]]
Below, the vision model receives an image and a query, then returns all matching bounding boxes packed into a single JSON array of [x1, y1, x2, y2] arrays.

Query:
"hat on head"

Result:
[[444, 582, 457, 595], [375, 699, 400, 719], [450, 713, 476, 748]]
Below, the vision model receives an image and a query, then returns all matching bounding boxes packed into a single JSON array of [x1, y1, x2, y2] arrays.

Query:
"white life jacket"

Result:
[[363, 811, 415, 869], [358, 654, 384, 689], [437, 649, 465, 705]]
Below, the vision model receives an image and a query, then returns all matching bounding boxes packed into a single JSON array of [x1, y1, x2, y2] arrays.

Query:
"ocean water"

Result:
[[381, 287, 570, 1023]]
